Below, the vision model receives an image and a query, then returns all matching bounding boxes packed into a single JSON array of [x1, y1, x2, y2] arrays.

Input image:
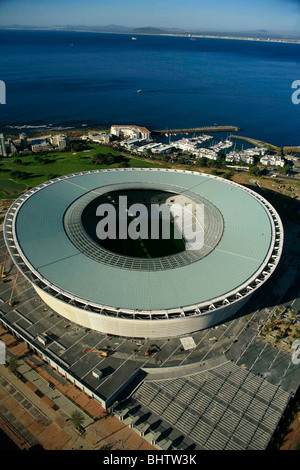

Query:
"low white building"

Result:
[[137, 142, 161, 153], [260, 155, 286, 167], [151, 144, 173, 155], [226, 153, 239, 163], [195, 148, 219, 160], [120, 138, 143, 150], [87, 132, 111, 144], [226, 151, 254, 165]]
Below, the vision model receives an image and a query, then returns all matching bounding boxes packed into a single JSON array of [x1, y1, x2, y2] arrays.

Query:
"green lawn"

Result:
[[0, 179, 27, 195], [0, 144, 159, 199]]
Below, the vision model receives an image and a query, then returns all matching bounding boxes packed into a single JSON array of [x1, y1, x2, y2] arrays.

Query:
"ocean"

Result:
[[0, 29, 299, 146]]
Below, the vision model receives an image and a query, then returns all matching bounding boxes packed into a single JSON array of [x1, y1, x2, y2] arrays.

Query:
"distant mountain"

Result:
[[96, 24, 131, 31], [70, 24, 132, 31], [132, 26, 168, 34], [0, 24, 132, 32]]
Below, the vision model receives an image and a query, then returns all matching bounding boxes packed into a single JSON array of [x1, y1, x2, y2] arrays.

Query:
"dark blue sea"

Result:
[[0, 30, 299, 146]]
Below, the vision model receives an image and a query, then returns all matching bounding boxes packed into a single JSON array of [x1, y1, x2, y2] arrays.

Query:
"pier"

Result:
[[229, 134, 278, 150], [153, 125, 240, 135]]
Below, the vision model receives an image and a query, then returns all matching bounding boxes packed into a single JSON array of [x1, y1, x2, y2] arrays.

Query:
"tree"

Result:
[[71, 140, 92, 152], [10, 170, 30, 180], [92, 153, 124, 166], [160, 154, 170, 162], [70, 410, 85, 430], [106, 155, 115, 165], [279, 164, 289, 175], [223, 171, 234, 180], [197, 157, 207, 167], [93, 153, 106, 165], [8, 356, 19, 375], [119, 161, 130, 168], [249, 166, 261, 177]]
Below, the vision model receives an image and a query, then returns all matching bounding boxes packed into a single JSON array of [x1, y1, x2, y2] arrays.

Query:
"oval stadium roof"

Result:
[[6, 169, 282, 313]]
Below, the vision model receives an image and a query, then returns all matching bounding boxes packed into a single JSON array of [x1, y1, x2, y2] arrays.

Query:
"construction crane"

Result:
[[8, 271, 19, 307], [0, 248, 8, 279], [82, 348, 108, 357], [1, 273, 15, 283]]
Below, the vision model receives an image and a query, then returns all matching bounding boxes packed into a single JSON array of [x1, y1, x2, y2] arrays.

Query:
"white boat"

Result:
[[137, 89, 142, 93], [132, 37, 137, 40]]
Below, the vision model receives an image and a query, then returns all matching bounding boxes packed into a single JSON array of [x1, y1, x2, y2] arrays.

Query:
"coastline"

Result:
[[3, 124, 299, 150], [4, 126, 298, 150], [1, 27, 300, 45]]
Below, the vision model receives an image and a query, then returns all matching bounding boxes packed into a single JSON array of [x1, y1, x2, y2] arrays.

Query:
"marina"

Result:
[[120, 131, 239, 161]]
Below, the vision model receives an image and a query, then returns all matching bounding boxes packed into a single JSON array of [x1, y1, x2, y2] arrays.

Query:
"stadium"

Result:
[[4, 168, 283, 338]]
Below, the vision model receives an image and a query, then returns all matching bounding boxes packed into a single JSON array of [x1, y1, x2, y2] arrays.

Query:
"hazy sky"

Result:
[[0, 0, 299, 31]]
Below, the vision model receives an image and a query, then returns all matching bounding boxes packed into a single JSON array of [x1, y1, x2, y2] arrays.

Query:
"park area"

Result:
[[0, 142, 299, 227], [0, 143, 157, 199]]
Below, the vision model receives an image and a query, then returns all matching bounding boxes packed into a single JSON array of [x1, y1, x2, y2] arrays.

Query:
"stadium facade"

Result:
[[4, 169, 283, 338]]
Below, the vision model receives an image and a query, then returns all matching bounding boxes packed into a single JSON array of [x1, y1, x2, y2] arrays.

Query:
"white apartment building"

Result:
[[243, 147, 267, 156], [31, 139, 51, 153], [226, 151, 254, 165], [0, 134, 7, 157], [195, 148, 219, 160], [50, 134, 70, 149], [111, 125, 151, 140], [172, 138, 198, 153]]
